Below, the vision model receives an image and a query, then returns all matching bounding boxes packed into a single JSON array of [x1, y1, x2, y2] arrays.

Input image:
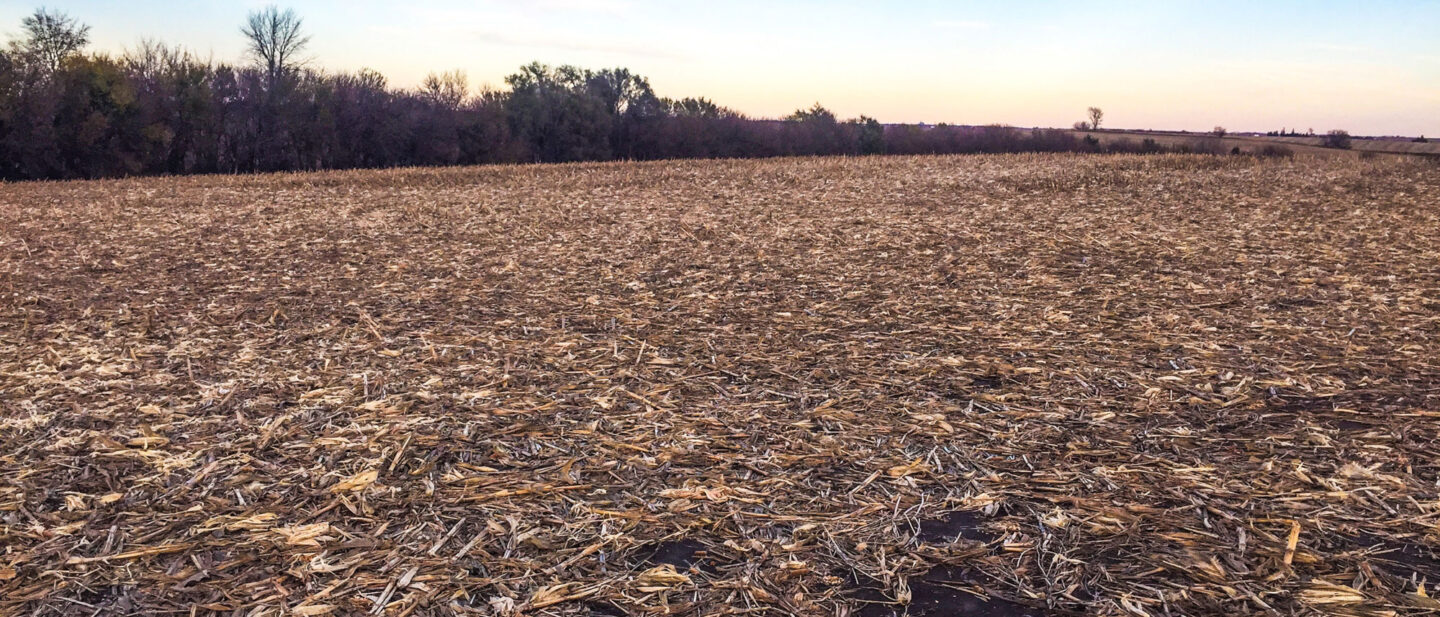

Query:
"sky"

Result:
[[2, 0, 1436, 136]]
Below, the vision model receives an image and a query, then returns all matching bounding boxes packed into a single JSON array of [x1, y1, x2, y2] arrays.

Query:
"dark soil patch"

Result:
[[71, 586, 133, 613], [1352, 533, 1440, 578], [1268, 391, 1420, 416], [917, 510, 995, 545], [585, 601, 627, 616], [1266, 396, 1335, 413], [641, 537, 720, 574], [969, 376, 1002, 390], [852, 567, 1049, 617], [1332, 417, 1371, 431]]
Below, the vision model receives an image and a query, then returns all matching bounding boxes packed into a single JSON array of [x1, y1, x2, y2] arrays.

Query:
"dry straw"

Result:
[[2, 153, 1438, 616]]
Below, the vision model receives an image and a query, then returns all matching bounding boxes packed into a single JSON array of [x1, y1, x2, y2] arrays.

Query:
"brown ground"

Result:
[[3, 154, 1439, 616], [1068, 130, 1440, 159]]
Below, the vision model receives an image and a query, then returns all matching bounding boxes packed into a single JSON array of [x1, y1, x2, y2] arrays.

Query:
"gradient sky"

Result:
[[3, 1, 1436, 136]]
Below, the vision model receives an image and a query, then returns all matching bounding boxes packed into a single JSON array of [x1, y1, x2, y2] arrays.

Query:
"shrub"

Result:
[[1323, 130, 1352, 149], [1257, 145, 1293, 158], [1105, 138, 1139, 153], [1074, 121, 1091, 131], [1192, 138, 1227, 155], [1415, 135, 1429, 143]]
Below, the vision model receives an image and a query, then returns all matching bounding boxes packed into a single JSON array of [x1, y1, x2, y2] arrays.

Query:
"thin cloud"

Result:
[[933, 19, 992, 30]]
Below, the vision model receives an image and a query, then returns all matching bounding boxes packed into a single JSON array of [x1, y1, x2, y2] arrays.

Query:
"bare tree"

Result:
[[14, 8, 90, 74], [123, 38, 190, 82], [1213, 126, 1227, 138], [241, 6, 309, 85], [422, 70, 469, 109], [1087, 107, 1104, 131]]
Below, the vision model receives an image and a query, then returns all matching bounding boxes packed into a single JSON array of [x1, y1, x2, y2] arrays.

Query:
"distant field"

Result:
[[1268, 134, 1440, 155], [1070, 129, 1440, 159], [3, 155, 1440, 616]]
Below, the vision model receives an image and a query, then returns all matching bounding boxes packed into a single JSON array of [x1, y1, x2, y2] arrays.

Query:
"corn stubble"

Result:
[[2, 154, 1439, 616]]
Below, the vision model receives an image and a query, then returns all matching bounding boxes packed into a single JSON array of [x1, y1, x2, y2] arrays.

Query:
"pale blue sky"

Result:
[[3, 1, 1436, 135]]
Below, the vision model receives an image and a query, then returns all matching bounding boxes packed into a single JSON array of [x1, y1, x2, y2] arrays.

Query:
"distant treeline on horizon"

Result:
[[0, 7, 1247, 181]]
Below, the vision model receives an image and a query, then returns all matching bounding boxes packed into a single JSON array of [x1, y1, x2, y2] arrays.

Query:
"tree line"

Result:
[[1, 7, 1186, 181]]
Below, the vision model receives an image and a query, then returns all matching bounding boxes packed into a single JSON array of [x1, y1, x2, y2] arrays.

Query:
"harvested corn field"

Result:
[[3, 154, 1440, 617]]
